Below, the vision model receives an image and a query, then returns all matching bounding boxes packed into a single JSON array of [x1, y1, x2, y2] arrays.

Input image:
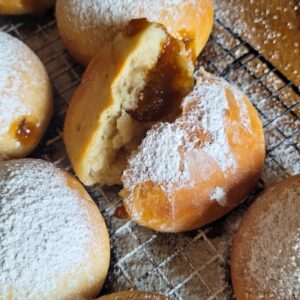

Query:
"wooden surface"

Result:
[[215, 0, 300, 88]]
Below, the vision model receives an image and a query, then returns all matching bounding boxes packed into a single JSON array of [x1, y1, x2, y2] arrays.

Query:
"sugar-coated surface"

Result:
[[210, 186, 227, 206], [0, 32, 41, 137], [64, 0, 200, 42], [124, 123, 187, 195], [248, 181, 300, 299], [123, 71, 252, 200], [1, 8, 299, 299], [0, 160, 92, 298], [67, 0, 198, 27]]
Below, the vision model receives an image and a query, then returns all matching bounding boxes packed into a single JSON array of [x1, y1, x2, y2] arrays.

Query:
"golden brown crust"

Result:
[[56, 0, 214, 65], [63, 172, 111, 298], [0, 0, 55, 15], [231, 175, 300, 300], [98, 291, 170, 300]]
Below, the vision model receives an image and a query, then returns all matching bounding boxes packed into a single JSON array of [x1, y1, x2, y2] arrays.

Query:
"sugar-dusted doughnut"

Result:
[[0, 159, 110, 299], [0, 32, 52, 160], [64, 19, 195, 187], [56, 0, 214, 65], [64, 19, 265, 232], [231, 175, 300, 300], [121, 70, 265, 232]]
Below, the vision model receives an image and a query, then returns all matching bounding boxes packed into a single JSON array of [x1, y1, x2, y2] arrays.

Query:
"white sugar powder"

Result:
[[63, 0, 200, 47], [124, 123, 187, 195], [180, 79, 236, 172], [123, 71, 253, 199], [0, 160, 93, 298], [0, 32, 38, 137], [67, 0, 199, 30], [232, 86, 253, 132], [210, 187, 227, 206]]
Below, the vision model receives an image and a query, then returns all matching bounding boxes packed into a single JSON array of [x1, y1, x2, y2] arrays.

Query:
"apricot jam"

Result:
[[128, 35, 194, 122], [114, 205, 129, 220], [10, 118, 37, 145], [123, 18, 149, 38]]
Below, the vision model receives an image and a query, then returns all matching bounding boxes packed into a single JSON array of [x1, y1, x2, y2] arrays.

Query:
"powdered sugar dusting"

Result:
[[210, 186, 227, 206], [66, 0, 198, 31], [215, 1, 300, 88], [180, 77, 236, 172], [62, 0, 200, 49], [0, 159, 93, 298], [123, 71, 253, 199], [124, 123, 187, 195], [248, 181, 300, 299], [0, 32, 39, 137], [232, 86, 252, 132]]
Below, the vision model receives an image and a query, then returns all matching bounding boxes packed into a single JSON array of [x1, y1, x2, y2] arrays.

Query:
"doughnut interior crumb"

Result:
[[86, 20, 194, 185]]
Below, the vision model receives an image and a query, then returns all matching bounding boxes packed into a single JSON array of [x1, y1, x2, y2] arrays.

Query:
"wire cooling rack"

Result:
[[1, 7, 299, 300]]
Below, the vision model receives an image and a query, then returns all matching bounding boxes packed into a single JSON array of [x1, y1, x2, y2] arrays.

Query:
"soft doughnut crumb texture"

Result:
[[98, 290, 170, 299], [0, 0, 55, 15], [121, 70, 265, 232], [0, 159, 110, 299], [0, 32, 52, 160], [231, 175, 300, 300], [56, 0, 214, 65], [64, 21, 194, 186]]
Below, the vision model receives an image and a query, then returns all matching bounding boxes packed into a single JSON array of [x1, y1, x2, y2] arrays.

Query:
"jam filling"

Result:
[[123, 18, 149, 38], [11, 118, 37, 145], [128, 35, 194, 122], [114, 206, 130, 220]]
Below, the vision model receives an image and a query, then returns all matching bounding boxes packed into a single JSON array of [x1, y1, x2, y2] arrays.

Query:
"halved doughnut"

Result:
[[64, 19, 194, 186], [64, 20, 265, 232], [121, 70, 265, 232]]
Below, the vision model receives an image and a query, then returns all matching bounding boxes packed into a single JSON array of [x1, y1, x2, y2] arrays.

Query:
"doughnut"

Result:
[[0, 0, 55, 15], [0, 159, 110, 299], [231, 175, 300, 300], [98, 291, 170, 299], [121, 70, 265, 232], [56, 0, 214, 65], [64, 20, 195, 186], [64, 18, 265, 232], [0, 32, 52, 160]]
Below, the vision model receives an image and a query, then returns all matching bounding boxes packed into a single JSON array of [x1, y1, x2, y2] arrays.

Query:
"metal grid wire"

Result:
[[1, 8, 299, 300]]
